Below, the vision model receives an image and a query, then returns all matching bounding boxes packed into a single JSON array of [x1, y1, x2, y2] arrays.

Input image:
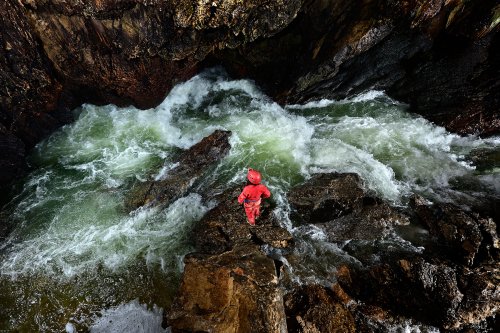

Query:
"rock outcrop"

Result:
[[166, 185, 293, 332], [125, 129, 231, 211], [287, 173, 499, 331], [284, 285, 356, 333], [288, 173, 409, 242], [217, 0, 500, 136], [1, 0, 499, 189]]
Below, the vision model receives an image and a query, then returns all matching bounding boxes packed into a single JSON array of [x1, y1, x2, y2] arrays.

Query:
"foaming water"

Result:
[[88, 300, 166, 333], [1, 69, 498, 331]]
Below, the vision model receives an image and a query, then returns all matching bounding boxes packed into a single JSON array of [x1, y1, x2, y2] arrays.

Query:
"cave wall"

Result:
[[0, 0, 498, 190]]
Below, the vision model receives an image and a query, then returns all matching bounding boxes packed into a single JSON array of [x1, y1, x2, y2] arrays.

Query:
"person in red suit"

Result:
[[237, 168, 271, 225]]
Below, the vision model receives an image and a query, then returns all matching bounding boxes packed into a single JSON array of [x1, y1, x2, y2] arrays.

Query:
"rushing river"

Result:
[[1, 69, 498, 332]]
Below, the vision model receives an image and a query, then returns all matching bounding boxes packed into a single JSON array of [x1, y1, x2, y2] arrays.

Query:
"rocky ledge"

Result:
[[165, 185, 293, 332], [1, 0, 499, 189], [125, 129, 232, 211], [164, 171, 499, 332]]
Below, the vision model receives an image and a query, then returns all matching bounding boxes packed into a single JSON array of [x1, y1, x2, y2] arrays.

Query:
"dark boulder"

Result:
[[288, 172, 409, 241], [125, 130, 231, 211], [284, 284, 356, 333], [410, 195, 499, 266], [287, 173, 365, 224], [336, 258, 464, 328]]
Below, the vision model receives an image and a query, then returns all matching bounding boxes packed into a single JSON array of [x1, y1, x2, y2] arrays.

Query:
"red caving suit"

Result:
[[237, 184, 271, 225]]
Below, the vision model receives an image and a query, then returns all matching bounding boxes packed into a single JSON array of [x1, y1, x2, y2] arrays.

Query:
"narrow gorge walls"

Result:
[[1, 0, 499, 190]]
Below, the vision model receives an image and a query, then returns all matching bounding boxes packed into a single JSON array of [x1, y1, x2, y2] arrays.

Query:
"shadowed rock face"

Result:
[[215, 0, 499, 136], [125, 129, 232, 211], [287, 173, 499, 331]]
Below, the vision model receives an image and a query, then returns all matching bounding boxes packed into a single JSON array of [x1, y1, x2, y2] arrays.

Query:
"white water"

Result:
[[0, 68, 498, 331], [88, 300, 167, 333]]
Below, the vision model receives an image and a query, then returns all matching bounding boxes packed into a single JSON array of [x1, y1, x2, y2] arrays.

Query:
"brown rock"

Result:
[[284, 285, 356, 333], [125, 130, 231, 211], [167, 244, 286, 333], [287, 173, 365, 223]]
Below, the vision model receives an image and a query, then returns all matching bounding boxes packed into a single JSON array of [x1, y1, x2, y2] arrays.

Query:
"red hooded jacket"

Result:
[[238, 184, 271, 204]]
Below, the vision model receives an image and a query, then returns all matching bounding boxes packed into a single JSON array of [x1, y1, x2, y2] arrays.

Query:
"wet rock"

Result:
[[125, 130, 231, 211], [336, 257, 464, 328], [194, 186, 292, 255], [320, 199, 410, 242], [410, 195, 494, 266], [288, 172, 409, 241], [166, 181, 292, 332], [284, 284, 356, 333], [287, 173, 365, 224], [454, 265, 500, 330], [167, 244, 287, 333], [465, 147, 500, 172]]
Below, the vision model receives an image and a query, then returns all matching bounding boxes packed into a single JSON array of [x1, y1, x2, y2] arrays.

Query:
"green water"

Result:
[[1, 69, 498, 332]]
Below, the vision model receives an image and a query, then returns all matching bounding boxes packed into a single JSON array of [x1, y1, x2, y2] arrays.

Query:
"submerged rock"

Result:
[[125, 130, 231, 211]]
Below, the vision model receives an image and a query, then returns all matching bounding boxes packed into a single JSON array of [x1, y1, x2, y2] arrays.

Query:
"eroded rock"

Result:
[[125, 130, 231, 211], [288, 173, 409, 241], [167, 180, 292, 332], [167, 244, 286, 333], [410, 195, 494, 266], [284, 284, 356, 333], [287, 173, 365, 223]]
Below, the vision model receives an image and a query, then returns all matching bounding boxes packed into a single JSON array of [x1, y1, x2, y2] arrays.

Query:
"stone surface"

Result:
[[1, 0, 499, 190], [410, 195, 495, 266], [287, 173, 365, 224], [125, 130, 231, 211], [166, 182, 292, 332], [288, 173, 409, 241], [194, 186, 292, 255], [284, 284, 356, 333], [167, 244, 287, 333]]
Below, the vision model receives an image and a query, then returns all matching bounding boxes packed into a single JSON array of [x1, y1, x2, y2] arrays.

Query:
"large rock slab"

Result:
[[288, 173, 409, 241], [287, 173, 365, 224], [125, 130, 231, 211], [167, 244, 287, 333], [166, 183, 293, 332]]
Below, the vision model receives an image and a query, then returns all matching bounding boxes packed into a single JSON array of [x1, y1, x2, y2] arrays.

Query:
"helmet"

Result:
[[247, 168, 262, 184]]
